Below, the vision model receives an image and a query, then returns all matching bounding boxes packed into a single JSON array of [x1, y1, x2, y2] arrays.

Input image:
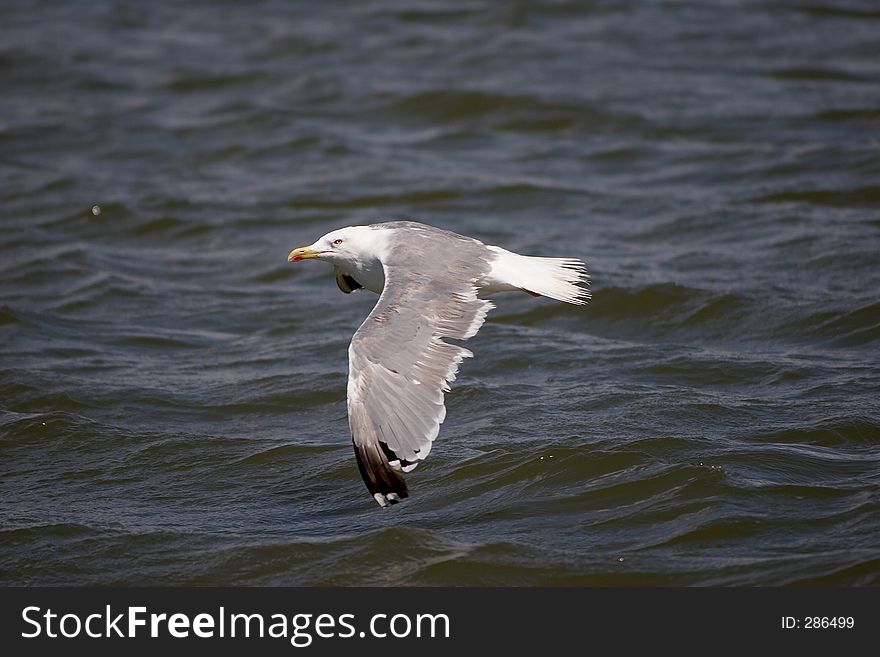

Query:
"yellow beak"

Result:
[[287, 246, 322, 262]]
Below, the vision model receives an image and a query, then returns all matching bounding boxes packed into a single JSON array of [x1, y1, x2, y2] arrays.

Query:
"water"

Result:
[[1, 0, 879, 586]]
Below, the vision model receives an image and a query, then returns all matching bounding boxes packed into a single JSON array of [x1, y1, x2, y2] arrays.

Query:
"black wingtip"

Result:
[[353, 441, 410, 508]]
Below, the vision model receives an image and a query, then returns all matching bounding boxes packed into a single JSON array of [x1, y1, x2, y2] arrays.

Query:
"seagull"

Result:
[[288, 221, 589, 507]]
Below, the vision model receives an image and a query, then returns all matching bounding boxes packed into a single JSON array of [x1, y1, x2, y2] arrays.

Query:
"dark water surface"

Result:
[[2, 0, 879, 585]]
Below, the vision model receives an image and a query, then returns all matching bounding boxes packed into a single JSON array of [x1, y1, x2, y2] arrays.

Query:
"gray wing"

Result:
[[347, 226, 494, 507]]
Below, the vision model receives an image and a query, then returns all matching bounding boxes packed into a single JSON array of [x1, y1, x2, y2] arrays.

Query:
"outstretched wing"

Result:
[[347, 225, 493, 507]]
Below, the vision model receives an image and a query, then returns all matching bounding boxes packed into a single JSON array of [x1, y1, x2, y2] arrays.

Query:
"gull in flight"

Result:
[[288, 221, 589, 507]]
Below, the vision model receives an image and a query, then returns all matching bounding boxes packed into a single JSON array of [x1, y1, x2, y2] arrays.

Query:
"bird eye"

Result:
[[332, 239, 343, 246]]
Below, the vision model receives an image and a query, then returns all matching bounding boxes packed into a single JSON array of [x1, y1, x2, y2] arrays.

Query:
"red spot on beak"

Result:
[[292, 255, 303, 261]]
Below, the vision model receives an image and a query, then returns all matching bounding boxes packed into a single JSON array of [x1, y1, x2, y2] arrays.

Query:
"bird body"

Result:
[[288, 221, 588, 507]]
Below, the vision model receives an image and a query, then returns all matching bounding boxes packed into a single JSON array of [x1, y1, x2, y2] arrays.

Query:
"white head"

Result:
[[287, 225, 389, 268]]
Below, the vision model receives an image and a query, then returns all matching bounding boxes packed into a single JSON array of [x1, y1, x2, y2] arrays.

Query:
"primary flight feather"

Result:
[[288, 221, 589, 507]]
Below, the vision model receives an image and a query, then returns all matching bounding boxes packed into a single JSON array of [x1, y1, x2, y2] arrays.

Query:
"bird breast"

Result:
[[344, 259, 385, 295]]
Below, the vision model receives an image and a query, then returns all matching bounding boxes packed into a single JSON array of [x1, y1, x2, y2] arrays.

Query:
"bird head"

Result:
[[287, 225, 387, 267]]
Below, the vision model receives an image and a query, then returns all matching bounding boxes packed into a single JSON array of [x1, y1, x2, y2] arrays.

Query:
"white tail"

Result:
[[483, 247, 591, 305]]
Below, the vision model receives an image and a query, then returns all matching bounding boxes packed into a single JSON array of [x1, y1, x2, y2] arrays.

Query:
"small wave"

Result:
[[589, 284, 707, 322], [186, 526, 472, 586], [790, 556, 880, 586], [0, 382, 96, 415], [166, 72, 268, 93], [285, 188, 460, 210], [127, 216, 213, 239], [115, 334, 208, 349], [787, 301, 880, 347], [249, 264, 298, 284], [392, 8, 483, 24], [371, 88, 651, 137], [632, 356, 783, 386], [228, 442, 341, 467], [583, 284, 756, 340], [502, 281, 880, 348], [813, 107, 880, 122], [754, 417, 880, 448], [770, 67, 866, 83], [750, 185, 880, 207], [379, 89, 561, 122], [0, 523, 98, 542], [796, 3, 880, 20], [0, 305, 20, 327]]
